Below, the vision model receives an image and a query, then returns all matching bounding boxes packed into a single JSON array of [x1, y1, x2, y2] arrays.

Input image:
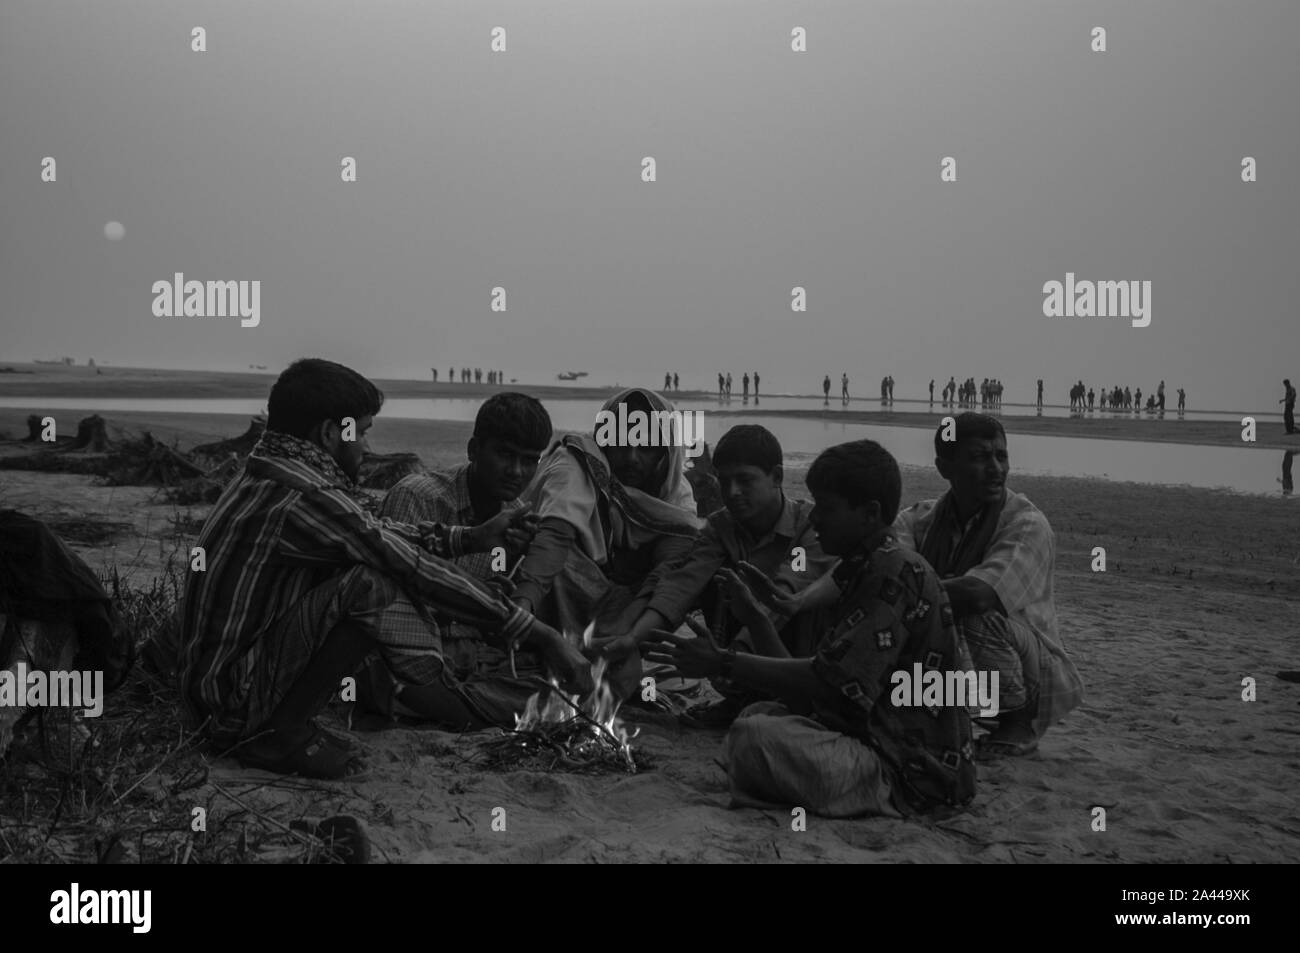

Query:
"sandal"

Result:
[[238, 728, 368, 780], [974, 734, 1039, 761], [289, 814, 371, 864]]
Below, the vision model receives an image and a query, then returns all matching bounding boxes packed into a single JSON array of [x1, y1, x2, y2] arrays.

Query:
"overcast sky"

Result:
[[1, 0, 1296, 409]]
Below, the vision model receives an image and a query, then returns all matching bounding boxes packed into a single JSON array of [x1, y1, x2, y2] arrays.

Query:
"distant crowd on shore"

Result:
[[1051, 379, 1186, 415], [433, 367, 506, 385], [423, 369, 1300, 432]]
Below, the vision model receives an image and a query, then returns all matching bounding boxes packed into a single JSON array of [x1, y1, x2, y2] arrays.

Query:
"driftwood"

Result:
[[101, 433, 204, 487]]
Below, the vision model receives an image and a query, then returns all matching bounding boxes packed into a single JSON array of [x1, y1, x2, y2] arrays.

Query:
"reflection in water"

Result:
[[1283, 451, 1296, 496]]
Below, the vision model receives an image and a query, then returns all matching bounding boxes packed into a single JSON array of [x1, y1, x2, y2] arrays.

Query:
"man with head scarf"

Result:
[[510, 388, 704, 697]]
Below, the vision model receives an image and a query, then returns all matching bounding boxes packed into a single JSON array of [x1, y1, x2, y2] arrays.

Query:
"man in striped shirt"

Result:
[[178, 359, 590, 778], [893, 413, 1084, 758]]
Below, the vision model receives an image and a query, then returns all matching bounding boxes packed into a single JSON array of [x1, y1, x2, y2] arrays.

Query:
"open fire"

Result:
[[481, 624, 646, 775]]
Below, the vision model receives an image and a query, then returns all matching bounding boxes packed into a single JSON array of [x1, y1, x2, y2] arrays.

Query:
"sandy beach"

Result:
[[2, 389, 1298, 864]]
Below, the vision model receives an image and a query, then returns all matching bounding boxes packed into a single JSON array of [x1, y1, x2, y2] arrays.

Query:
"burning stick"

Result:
[[479, 625, 648, 775]]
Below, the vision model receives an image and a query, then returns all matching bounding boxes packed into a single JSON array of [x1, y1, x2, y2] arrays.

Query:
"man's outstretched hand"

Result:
[[641, 615, 728, 681], [525, 620, 595, 696]]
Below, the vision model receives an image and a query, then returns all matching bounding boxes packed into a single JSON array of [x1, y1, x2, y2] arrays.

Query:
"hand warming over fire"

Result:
[[713, 567, 764, 628], [526, 621, 595, 695], [584, 634, 639, 664], [642, 615, 731, 680]]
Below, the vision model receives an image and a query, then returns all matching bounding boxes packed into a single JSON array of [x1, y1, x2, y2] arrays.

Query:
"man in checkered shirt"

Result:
[[373, 393, 557, 728], [894, 413, 1084, 758]]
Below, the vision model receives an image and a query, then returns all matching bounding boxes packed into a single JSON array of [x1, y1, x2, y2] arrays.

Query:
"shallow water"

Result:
[[3, 396, 1293, 497]]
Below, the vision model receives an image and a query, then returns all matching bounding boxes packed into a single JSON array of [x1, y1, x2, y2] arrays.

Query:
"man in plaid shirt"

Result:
[[893, 413, 1084, 758], [179, 360, 590, 778]]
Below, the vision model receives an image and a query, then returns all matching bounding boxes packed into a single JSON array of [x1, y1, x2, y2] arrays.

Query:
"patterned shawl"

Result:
[[523, 388, 702, 563]]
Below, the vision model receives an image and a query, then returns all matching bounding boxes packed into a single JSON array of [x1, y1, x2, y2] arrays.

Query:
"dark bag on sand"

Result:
[[0, 509, 134, 693]]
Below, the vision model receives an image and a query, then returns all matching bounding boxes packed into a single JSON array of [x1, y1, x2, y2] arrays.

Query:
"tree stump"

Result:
[[71, 415, 111, 451], [190, 416, 266, 467]]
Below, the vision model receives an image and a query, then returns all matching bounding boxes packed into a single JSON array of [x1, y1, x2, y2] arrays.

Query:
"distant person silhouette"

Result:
[[841, 373, 849, 403], [1157, 380, 1166, 411], [1036, 378, 1043, 408], [823, 374, 831, 403], [929, 379, 935, 405], [665, 372, 672, 391], [726, 372, 732, 398], [1282, 379, 1297, 434], [1088, 388, 1094, 410], [673, 372, 679, 391], [1178, 388, 1185, 412], [752, 372, 758, 396], [1283, 451, 1296, 495], [742, 372, 750, 400], [718, 373, 725, 397]]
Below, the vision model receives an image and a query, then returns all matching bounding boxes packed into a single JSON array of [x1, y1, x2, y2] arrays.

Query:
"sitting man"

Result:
[[178, 358, 590, 778], [369, 393, 556, 729], [645, 440, 975, 818], [600, 425, 836, 725], [893, 412, 1083, 757], [510, 388, 703, 698]]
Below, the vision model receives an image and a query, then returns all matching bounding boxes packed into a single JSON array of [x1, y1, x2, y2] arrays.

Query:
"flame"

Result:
[[513, 621, 637, 769]]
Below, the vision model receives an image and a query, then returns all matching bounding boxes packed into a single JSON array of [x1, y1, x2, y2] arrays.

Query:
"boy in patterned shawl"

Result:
[[645, 440, 976, 818]]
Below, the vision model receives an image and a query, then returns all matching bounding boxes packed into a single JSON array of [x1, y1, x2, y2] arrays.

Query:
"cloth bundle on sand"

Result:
[[0, 510, 133, 755]]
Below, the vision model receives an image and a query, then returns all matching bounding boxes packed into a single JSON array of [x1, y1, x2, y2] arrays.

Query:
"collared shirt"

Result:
[[380, 465, 527, 673], [810, 534, 975, 814], [645, 495, 835, 634], [380, 464, 523, 581], [893, 490, 1059, 651], [179, 432, 532, 735]]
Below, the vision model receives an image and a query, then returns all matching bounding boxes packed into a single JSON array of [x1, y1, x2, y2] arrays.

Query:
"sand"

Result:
[[2, 402, 1298, 864]]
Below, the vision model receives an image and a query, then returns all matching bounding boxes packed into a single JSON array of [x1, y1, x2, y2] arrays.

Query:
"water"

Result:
[[2, 396, 1293, 497]]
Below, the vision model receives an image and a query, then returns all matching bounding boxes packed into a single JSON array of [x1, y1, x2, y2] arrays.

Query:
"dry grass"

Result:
[[0, 559, 363, 865]]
